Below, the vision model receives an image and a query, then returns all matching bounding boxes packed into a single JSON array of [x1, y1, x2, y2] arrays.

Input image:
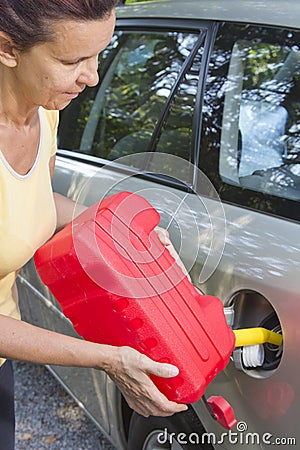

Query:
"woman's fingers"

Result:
[[154, 226, 170, 244], [106, 347, 188, 417], [122, 379, 188, 417], [138, 352, 179, 378], [154, 226, 191, 281]]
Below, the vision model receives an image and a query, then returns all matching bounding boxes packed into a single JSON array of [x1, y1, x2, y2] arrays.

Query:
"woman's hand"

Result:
[[154, 226, 191, 281], [105, 346, 188, 417]]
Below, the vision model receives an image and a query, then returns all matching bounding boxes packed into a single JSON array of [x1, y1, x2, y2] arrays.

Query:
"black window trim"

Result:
[[55, 151, 195, 193]]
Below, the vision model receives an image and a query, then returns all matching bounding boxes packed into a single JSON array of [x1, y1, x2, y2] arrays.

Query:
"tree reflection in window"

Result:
[[200, 23, 299, 220]]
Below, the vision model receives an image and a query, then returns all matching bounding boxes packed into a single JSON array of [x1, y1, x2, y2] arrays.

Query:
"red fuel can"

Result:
[[34, 191, 235, 404]]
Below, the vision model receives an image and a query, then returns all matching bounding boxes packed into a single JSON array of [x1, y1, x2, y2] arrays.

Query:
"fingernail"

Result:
[[168, 365, 179, 376]]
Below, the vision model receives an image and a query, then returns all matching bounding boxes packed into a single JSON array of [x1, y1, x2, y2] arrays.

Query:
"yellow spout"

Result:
[[233, 327, 283, 348]]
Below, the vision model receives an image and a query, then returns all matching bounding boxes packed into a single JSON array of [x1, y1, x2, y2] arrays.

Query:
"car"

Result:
[[18, 0, 300, 449]]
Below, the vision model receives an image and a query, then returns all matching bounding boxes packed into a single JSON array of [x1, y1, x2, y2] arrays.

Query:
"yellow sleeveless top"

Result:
[[0, 108, 58, 364]]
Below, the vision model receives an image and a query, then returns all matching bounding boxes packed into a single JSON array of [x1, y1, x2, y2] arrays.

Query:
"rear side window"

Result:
[[58, 29, 204, 169], [200, 23, 300, 220]]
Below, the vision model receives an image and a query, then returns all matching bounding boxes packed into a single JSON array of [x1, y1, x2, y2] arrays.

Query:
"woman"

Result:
[[0, 1, 187, 448]]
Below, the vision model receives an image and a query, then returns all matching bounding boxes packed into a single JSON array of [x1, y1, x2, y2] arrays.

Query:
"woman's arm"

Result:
[[49, 154, 87, 231], [0, 314, 187, 417], [53, 191, 87, 231]]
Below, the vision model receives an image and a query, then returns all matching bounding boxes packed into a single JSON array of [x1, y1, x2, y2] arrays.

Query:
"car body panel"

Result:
[[118, 0, 300, 29]]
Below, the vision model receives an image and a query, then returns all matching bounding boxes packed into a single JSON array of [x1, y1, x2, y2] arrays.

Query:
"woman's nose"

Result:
[[78, 56, 99, 87]]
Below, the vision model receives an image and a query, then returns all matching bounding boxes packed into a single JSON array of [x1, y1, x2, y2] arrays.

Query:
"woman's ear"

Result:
[[0, 32, 18, 67]]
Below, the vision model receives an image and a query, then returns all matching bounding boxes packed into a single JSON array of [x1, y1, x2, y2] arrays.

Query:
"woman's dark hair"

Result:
[[0, 0, 119, 50]]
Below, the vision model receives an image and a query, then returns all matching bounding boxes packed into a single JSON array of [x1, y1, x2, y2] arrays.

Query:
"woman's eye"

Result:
[[63, 60, 81, 66]]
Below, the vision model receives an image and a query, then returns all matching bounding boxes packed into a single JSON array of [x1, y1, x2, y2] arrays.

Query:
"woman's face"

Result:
[[13, 13, 115, 110]]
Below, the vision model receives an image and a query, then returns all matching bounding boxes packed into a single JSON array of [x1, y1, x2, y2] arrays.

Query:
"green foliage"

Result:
[[244, 43, 287, 89]]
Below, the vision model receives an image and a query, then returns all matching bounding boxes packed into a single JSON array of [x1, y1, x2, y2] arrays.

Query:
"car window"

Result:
[[58, 29, 204, 174], [200, 23, 300, 221]]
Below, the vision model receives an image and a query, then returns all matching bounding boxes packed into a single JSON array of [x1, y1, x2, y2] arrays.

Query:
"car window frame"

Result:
[[199, 21, 300, 222], [57, 18, 217, 193]]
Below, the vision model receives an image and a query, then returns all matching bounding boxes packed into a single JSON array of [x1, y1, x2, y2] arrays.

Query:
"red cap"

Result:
[[207, 396, 237, 429]]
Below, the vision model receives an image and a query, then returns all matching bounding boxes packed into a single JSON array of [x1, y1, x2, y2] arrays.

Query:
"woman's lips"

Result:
[[65, 92, 80, 99]]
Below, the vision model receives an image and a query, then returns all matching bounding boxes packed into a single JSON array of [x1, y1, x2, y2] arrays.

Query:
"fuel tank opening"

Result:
[[227, 291, 283, 377]]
